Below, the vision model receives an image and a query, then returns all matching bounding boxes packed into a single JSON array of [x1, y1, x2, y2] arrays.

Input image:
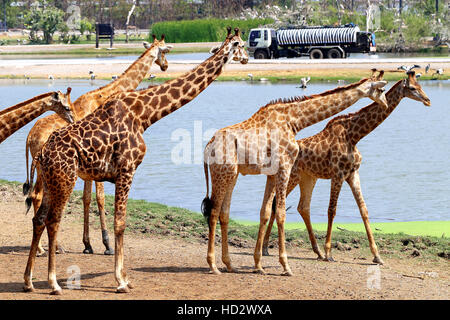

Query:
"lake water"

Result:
[[0, 79, 449, 223]]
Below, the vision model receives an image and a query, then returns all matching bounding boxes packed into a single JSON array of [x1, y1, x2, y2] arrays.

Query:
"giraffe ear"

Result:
[[52, 91, 60, 101], [66, 87, 72, 96], [209, 45, 220, 54], [160, 45, 173, 53]]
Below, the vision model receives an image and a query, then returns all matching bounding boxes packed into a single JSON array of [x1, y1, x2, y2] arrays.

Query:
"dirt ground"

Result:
[[0, 184, 448, 300]]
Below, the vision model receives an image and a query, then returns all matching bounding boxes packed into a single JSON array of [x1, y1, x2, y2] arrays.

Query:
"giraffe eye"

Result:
[[409, 87, 416, 91]]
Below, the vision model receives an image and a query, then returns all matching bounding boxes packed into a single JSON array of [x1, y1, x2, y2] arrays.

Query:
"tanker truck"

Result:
[[246, 24, 376, 59]]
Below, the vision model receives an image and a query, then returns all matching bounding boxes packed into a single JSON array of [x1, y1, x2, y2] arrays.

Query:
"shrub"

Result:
[[150, 18, 274, 43]]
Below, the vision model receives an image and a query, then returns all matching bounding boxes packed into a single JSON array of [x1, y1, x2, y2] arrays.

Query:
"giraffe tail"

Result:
[[201, 161, 213, 227], [24, 153, 38, 215], [22, 136, 32, 195]]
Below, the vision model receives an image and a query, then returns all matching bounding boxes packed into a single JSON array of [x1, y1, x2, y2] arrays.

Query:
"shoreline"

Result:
[[1, 179, 447, 239]]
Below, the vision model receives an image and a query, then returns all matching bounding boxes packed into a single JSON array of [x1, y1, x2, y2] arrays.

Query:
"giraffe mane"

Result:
[[91, 42, 158, 93], [263, 78, 370, 110], [323, 80, 403, 129], [0, 92, 54, 116]]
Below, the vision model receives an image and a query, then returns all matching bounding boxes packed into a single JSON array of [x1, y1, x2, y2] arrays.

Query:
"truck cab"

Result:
[[247, 28, 277, 59]]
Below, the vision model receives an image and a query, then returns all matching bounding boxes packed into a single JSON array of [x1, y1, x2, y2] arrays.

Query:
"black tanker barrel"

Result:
[[277, 26, 360, 46]]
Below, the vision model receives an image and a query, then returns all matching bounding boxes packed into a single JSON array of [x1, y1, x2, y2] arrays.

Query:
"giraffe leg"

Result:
[[257, 176, 276, 263], [323, 178, 344, 262], [95, 181, 113, 255], [113, 174, 133, 293], [46, 173, 76, 295], [31, 172, 46, 257], [46, 215, 63, 295], [207, 190, 226, 275], [297, 174, 324, 260], [219, 175, 238, 273], [24, 198, 48, 292], [346, 171, 384, 265], [82, 180, 94, 254], [262, 177, 296, 256], [274, 176, 293, 276], [262, 200, 275, 257]]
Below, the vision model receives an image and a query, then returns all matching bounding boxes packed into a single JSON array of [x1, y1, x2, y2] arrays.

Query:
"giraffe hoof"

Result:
[[23, 285, 35, 293], [104, 249, 114, 255], [36, 251, 47, 257], [116, 285, 131, 293], [56, 246, 65, 254], [226, 266, 237, 273], [253, 268, 266, 275], [209, 268, 222, 275], [373, 256, 384, 265], [50, 289, 63, 295], [262, 248, 270, 256], [83, 245, 93, 254], [323, 257, 336, 262], [281, 270, 293, 277]]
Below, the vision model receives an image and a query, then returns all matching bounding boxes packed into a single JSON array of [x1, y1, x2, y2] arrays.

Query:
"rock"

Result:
[[411, 249, 421, 257], [437, 251, 449, 259], [335, 241, 345, 251]]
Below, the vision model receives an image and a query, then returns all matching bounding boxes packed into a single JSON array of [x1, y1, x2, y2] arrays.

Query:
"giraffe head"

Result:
[[402, 71, 431, 106], [209, 27, 249, 64], [147, 34, 173, 72], [356, 73, 389, 108], [48, 87, 74, 124]]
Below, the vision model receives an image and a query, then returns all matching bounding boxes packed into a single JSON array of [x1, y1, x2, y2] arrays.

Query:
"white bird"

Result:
[[432, 68, 444, 77], [112, 75, 118, 80], [149, 74, 156, 81], [89, 71, 95, 80], [247, 73, 254, 81], [397, 65, 421, 72], [425, 64, 431, 74], [298, 76, 310, 88], [48, 75, 54, 80]]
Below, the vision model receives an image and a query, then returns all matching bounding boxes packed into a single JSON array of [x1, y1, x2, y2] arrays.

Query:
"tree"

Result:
[[24, 1, 66, 44]]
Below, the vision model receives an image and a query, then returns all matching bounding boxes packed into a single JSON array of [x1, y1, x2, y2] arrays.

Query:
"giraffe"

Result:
[[0, 88, 73, 144], [201, 75, 389, 276], [24, 35, 172, 256], [22, 27, 248, 295], [261, 70, 430, 264]]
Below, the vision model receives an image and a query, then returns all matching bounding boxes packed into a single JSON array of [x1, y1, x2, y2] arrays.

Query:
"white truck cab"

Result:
[[247, 28, 276, 59]]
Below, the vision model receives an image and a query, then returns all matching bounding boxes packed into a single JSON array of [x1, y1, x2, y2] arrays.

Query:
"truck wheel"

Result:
[[327, 48, 342, 59], [254, 50, 268, 59], [309, 49, 323, 59]]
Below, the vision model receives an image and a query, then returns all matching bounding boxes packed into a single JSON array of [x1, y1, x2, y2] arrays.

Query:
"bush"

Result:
[[150, 18, 274, 43]]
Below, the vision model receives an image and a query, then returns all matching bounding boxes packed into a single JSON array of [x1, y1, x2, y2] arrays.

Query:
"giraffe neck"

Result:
[[288, 85, 365, 134], [134, 45, 231, 131], [348, 80, 404, 144], [0, 93, 53, 143], [73, 48, 157, 117]]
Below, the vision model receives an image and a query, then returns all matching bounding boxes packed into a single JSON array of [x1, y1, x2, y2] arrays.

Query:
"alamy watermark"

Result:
[[367, 265, 381, 290], [171, 121, 284, 174]]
